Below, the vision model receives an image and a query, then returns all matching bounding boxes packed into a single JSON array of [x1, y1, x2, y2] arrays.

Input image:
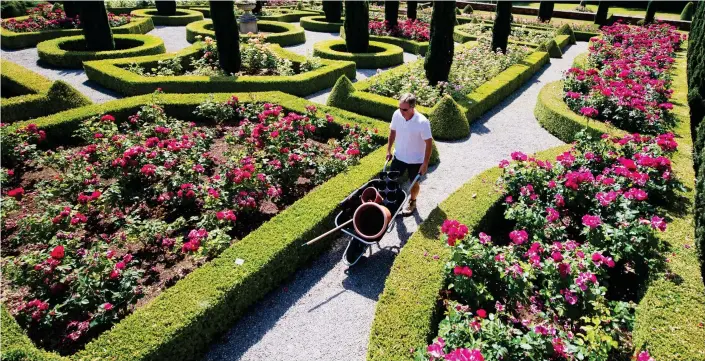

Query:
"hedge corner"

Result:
[[327, 74, 356, 107]]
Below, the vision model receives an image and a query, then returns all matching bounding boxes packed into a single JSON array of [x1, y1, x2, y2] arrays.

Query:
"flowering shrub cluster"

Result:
[[0, 2, 130, 33], [458, 23, 557, 47], [563, 23, 686, 134], [127, 35, 323, 77], [368, 18, 430, 42], [417, 131, 679, 360], [368, 43, 529, 107], [0, 90, 378, 353]]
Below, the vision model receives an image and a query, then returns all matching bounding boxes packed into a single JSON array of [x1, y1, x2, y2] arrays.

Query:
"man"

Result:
[[386, 93, 433, 216]]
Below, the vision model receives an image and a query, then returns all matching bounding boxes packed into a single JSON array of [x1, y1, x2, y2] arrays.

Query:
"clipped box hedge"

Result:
[[452, 23, 573, 58], [36, 34, 166, 69], [0, 16, 154, 50], [83, 42, 356, 97], [0, 59, 91, 123], [339, 25, 429, 56], [300, 15, 344, 32], [313, 39, 404, 69], [186, 19, 305, 46], [130, 8, 204, 26], [0, 91, 394, 361], [366, 144, 571, 361], [258, 8, 320, 22]]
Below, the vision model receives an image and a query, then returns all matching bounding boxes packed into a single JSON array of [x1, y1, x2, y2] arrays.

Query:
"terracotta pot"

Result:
[[353, 202, 392, 240], [360, 186, 383, 204]]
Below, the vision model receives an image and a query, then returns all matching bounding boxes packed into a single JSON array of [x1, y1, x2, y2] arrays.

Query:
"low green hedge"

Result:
[[574, 30, 600, 42], [258, 8, 319, 22], [572, 52, 589, 69], [130, 8, 204, 26], [0, 16, 154, 49], [299, 15, 344, 32], [328, 45, 549, 128], [452, 23, 570, 58], [83, 42, 355, 97], [428, 95, 469, 140], [0, 59, 91, 123], [185, 19, 305, 46], [36, 34, 166, 69], [313, 39, 404, 69], [0, 91, 393, 361], [339, 26, 429, 56], [366, 144, 571, 361]]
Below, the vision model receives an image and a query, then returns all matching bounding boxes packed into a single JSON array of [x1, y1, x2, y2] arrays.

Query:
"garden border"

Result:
[[452, 22, 574, 58], [185, 19, 305, 46], [313, 39, 404, 69], [299, 15, 344, 32], [0, 59, 91, 123], [257, 8, 320, 22], [0, 16, 154, 50], [0, 91, 401, 361], [338, 25, 429, 56], [130, 8, 204, 26], [36, 34, 166, 69], [82, 42, 356, 97]]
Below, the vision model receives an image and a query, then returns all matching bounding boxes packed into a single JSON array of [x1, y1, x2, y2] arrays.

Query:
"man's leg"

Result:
[[403, 163, 422, 215]]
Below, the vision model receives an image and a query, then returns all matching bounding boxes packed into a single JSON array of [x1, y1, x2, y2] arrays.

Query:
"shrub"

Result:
[[129, 8, 204, 26], [344, 0, 369, 53], [680, 1, 694, 21], [462, 4, 473, 14], [299, 15, 344, 32], [79, 0, 115, 50], [428, 95, 468, 140], [186, 19, 305, 46], [322, 0, 341, 22], [538, 1, 554, 22], [156, 0, 176, 15], [595, 1, 609, 25], [689, 2, 705, 173], [644, 0, 657, 24], [492, 1, 512, 53], [36, 34, 166, 68], [407, 0, 417, 19], [210, 0, 240, 73], [384, 0, 399, 28], [424, 0, 455, 85], [313, 39, 403, 69]]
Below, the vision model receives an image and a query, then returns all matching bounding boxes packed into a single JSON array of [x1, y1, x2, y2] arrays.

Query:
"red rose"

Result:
[[7, 187, 24, 199], [50, 245, 65, 260], [476, 309, 487, 319]]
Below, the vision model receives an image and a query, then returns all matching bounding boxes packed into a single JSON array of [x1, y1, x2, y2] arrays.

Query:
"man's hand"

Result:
[[419, 162, 428, 176], [386, 151, 393, 161]]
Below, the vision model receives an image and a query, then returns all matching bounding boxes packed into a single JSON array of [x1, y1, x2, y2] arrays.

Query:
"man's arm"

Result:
[[420, 138, 433, 175], [386, 129, 396, 160]]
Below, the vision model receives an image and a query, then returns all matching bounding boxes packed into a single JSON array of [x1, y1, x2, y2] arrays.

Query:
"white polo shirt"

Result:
[[390, 109, 432, 164]]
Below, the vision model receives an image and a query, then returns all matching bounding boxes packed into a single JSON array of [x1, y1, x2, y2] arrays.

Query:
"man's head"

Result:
[[399, 93, 416, 120]]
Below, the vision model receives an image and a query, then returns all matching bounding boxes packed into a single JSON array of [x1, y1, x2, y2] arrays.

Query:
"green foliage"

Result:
[[129, 8, 204, 25], [537, 38, 562, 58], [62, 1, 79, 18], [689, 2, 705, 173], [424, 0, 455, 85], [680, 1, 694, 21], [385, 0, 399, 28], [36, 34, 166, 69], [186, 19, 305, 46], [697, 144, 705, 292], [313, 39, 403, 69], [82, 42, 356, 97], [462, 4, 473, 14], [1, 0, 42, 18], [299, 15, 344, 32], [77, 1, 115, 50], [210, 0, 240, 74], [538, 1, 554, 22], [327, 74, 356, 107], [155, 0, 176, 15], [322, 0, 341, 22], [491, 1, 512, 53], [428, 95, 469, 140], [595, 1, 609, 25], [644, 0, 657, 23], [407, 0, 417, 19], [344, 0, 369, 53]]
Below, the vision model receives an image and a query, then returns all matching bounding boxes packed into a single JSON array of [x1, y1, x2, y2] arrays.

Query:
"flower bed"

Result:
[[561, 23, 685, 134], [456, 22, 557, 47], [417, 130, 681, 360], [0, 90, 380, 354], [129, 8, 203, 26], [299, 15, 344, 32], [312, 39, 404, 69], [1, 3, 130, 33], [185, 19, 305, 47], [368, 18, 430, 42]]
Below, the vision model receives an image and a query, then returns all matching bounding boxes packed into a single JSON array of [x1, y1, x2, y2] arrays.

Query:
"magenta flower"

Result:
[[579, 107, 599, 118], [509, 230, 529, 245], [581, 214, 602, 229]]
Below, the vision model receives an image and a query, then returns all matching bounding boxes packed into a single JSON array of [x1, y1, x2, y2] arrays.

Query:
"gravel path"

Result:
[[203, 42, 588, 361]]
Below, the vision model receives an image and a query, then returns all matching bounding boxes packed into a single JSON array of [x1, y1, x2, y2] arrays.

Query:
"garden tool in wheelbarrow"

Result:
[[303, 159, 421, 266]]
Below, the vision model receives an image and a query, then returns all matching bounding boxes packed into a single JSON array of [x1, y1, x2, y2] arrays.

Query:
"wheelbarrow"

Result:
[[304, 158, 421, 266]]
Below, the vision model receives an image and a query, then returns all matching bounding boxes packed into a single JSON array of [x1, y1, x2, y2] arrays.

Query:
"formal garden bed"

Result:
[[300, 15, 344, 32], [313, 39, 404, 69], [37, 34, 166, 69], [186, 19, 305, 46], [0, 2, 154, 49], [83, 36, 355, 97], [129, 8, 204, 26], [453, 22, 574, 58], [0, 59, 91, 123], [365, 17, 430, 55]]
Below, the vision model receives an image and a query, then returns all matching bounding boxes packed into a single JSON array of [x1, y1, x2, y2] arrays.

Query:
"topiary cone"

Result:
[[428, 94, 469, 140], [327, 75, 356, 107], [462, 4, 473, 14]]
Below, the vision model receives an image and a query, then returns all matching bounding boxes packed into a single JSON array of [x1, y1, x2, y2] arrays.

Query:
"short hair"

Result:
[[399, 93, 417, 108]]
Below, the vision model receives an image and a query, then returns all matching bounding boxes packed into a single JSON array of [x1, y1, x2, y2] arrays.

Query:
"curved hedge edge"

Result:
[[572, 52, 589, 69], [299, 15, 344, 32], [631, 50, 705, 361], [36, 34, 166, 69], [129, 8, 204, 26], [1, 306, 65, 361], [339, 26, 429, 56], [0, 17, 154, 50], [574, 30, 599, 42], [185, 19, 306, 47], [0, 59, 91, 123], [82, 42, 356, 97], [366, 144, 572, 361], [258, 9, 319, 22], [313, 39, 404, 69], [2, 91, 391, 361]]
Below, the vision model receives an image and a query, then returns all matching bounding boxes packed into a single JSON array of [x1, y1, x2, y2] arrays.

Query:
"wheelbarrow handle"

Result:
[[303, 219, 353, 246]]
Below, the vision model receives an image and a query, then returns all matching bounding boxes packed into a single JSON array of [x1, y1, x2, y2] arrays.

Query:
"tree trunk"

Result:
[[63, 1, 79, 18], [491, 1, 512, 53], [385, 1, 399, 28], [407, 0, 417, 20], [155, 0, 177, 16], [424, 0, 455, 85], [538, 1, 554, 22], [210, 0, 241, 74], [644, 0, 657, 23], [323, 1, 342, 22], [344, 0, 369, 52], [79, 1, 115, 51], [595, 1, 609, 25]]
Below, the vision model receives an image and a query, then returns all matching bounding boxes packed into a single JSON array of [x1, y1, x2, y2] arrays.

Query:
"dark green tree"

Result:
[[385, 0, 399, 28], [681, 1, 695, 20], [254, 1, 264, 14], [538, 1, 554, 22], [407, 0, 417, 19], [63, 1, 79, 18], [424, 0, 455, 85], [344, 0, 369, 53], [78, 1, 115, 51], [323, 1, 342, 22], [644, 0, 658, 23], [155, 0, 177, 16], [492, 1, 512, 53], [595, 1, 609, 25], [210, 0, 241, 74]]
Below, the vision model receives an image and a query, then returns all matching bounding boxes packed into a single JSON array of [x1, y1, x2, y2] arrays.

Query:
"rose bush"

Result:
[[416, 131, 678, 360], [0, 2, 131, 33], [0, 90, 378, 353], [368, 18, 430, 42], [458, 23, 557, 46]]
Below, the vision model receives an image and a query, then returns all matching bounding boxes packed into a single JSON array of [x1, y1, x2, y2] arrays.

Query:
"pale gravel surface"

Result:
[[203, 41, 589, 361]]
